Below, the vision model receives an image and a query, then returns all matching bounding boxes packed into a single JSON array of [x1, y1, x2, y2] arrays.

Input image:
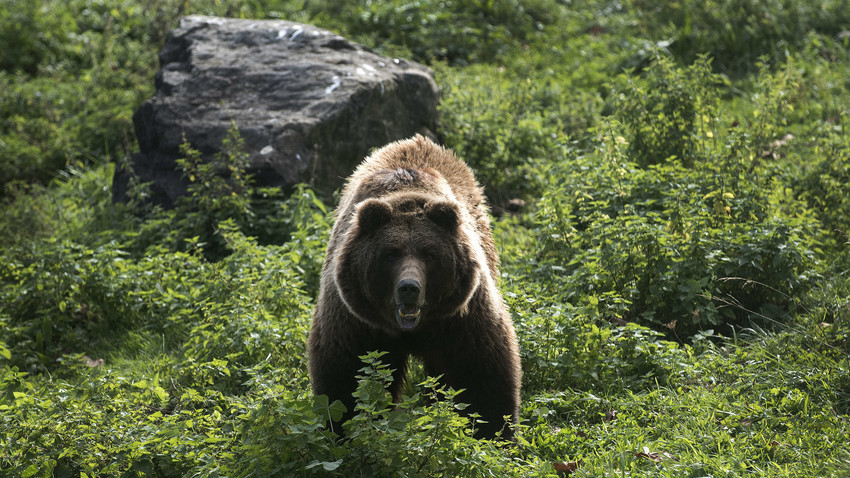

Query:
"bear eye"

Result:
[[422, 249, 439, 264], [382, 250, 401, 265]]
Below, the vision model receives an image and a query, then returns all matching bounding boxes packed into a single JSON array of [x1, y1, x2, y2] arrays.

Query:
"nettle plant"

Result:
[[533, 54, 820, 339], [438, 65, 568, 207], [226, 351, 536, 477], [129, 124, 295, 259]]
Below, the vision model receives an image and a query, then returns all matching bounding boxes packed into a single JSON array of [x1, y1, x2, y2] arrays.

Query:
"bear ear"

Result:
[[356, 198, 393, 234], [425, 201, 460, 233]]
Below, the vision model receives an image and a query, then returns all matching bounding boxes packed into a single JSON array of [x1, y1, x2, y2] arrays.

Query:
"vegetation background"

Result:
[[1, 0, 849, 476]]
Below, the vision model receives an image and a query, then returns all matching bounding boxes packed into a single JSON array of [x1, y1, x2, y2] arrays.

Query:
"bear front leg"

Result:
[[308, 318, 409, 434], [422, 318, 521, 440], [308, 331, 363, 434]]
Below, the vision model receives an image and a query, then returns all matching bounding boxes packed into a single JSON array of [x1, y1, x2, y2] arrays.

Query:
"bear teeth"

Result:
[[396, 304, 421, 330]]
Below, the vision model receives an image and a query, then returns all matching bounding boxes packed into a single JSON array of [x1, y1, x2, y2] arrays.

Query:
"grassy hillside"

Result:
[[1, 0, 849, 476]]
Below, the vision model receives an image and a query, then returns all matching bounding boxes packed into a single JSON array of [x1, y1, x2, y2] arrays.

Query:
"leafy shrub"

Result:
[[527, 54, 823, 338], [0, 0, 156, 190], [0, 76, 77, 187], [511, 296, 686, 393], [632, 0, 850, 74], [0, 1, 78, 75], [438, 65, 570, 205], [208, 352, 545, 477], [273, 184, 331, 295], [533, 155, 819, 338], [796, 118, 850, 241], [0, 183, 324, 474], [175, 221, 315, 392], [614, 54, 720, 167], [129, 125, 309, 259], [0, 240, 222, 375], [342, 0, 558, 65]]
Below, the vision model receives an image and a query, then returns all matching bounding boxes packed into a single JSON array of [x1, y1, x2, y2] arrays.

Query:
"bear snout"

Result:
[[394, 258, 426, 330], [396, 278, 421, 304], [394, 258, 426, 304]]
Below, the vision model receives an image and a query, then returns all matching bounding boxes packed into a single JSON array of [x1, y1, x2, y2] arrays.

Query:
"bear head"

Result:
[[334, 192, 483, 335]]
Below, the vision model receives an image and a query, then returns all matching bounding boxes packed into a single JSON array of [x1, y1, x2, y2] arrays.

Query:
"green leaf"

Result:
[[328, 399, 347, 422], [21, 465, 38, 478]]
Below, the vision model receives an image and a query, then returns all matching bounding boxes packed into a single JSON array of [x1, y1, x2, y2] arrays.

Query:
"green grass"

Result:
[[2, 0, 850, 476]]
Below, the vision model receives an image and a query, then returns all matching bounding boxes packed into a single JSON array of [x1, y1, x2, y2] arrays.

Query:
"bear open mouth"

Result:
[[396, 304, 421, 330]]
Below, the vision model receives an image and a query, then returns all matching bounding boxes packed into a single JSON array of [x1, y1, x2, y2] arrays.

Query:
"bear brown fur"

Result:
[[307, 135, 522, 439]]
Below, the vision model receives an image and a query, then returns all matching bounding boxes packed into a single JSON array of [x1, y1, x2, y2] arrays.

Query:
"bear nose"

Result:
[[396, 279, 421, 304]]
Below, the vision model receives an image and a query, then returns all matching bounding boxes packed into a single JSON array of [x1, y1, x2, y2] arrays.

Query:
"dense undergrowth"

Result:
[[2, 0, 849, 476]]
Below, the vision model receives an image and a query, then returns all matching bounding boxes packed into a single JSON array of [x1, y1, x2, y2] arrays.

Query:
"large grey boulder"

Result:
[[113, 15, 440, 207]]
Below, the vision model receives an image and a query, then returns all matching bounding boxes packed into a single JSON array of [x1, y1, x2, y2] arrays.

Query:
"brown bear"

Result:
[[307, 135, 521, 439]]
